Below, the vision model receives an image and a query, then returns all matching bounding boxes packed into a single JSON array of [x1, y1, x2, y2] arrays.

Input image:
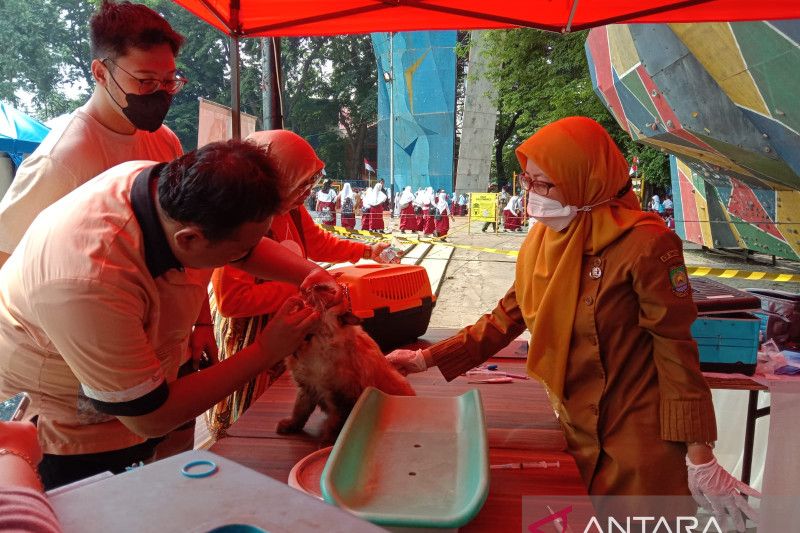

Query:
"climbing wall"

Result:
[[586, 21, 800, 259], [373, 31, 457, 194]]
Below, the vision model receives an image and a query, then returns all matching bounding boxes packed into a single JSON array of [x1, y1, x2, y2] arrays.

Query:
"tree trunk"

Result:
[[347, 122, 368, 181], [495, 109, 522, 187]]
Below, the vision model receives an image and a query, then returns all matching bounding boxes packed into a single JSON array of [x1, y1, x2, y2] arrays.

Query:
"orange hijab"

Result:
[[246, 130, 324, 206], [514, 117, 663, 402]]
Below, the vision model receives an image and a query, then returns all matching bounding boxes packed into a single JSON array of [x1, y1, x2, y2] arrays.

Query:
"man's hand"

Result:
[[254, 296, 319, 365], [299, 268, 342, 308], [189, 324, 218, 370]]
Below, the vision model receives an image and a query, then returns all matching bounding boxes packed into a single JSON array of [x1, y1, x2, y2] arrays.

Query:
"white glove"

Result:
[[686, 456, 760, 532], [386, 349, 427, 375]]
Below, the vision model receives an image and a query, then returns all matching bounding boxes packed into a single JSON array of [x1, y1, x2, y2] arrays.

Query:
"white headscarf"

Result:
[[413, 188, 426, 207], [424, 186, 435, 206], [364, 182, 387, 208], [399, 186, 414, 206], [504, 194, 521, 215], [340, 182, 355, 201], [434, 192, 449, 213], [316, 186, 336, 202]]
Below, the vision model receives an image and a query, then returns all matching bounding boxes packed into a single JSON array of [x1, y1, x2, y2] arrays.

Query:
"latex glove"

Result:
[[686, 456, 760, 532], [189, 324, 219, 370], [299, 268, 343, 308], [370, 242, 400, 263], [386, 349, 427, 375]]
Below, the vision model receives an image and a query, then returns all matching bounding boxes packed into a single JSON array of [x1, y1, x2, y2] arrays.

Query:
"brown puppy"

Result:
[[277, 285, 415, 442]]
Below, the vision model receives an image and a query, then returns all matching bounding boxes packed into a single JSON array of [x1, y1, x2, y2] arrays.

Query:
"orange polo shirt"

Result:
[[0, 161, 210, 455]]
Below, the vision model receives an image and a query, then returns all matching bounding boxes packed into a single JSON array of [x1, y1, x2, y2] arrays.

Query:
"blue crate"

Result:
[[690, 313, 759, 375]]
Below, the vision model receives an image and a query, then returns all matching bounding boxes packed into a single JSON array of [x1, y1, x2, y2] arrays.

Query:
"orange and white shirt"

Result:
[[0, 160, 210, 455]]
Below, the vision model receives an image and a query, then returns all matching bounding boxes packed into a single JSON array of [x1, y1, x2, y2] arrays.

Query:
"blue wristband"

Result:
[[180, 459, 218, 478]]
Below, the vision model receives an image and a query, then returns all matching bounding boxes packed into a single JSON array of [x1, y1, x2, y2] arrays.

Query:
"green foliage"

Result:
[[152, 1, 263, 150], [0, 0, 95, 117], [280, 35, 377, 181], [0, 0, 262, 150], [480, 28, 668, 188], [0, 1, 378, 168]]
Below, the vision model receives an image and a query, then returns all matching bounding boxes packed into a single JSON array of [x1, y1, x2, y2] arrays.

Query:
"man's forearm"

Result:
[[117, 341, 276, 438], [237, 236, 320, 285]]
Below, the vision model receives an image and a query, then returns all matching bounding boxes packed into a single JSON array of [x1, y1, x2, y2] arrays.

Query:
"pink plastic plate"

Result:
[[287, 446, 333, 500]]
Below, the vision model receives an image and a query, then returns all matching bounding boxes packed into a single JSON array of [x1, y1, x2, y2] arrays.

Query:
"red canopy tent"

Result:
[[170, 0, 800, 135]]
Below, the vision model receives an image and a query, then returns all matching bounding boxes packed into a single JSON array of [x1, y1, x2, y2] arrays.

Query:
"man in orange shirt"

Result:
[[0, 140, 340, 489]]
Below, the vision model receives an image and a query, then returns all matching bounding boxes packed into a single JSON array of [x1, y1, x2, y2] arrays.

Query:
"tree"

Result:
[[325, 35, 377, 181], [279, 35, 376, 182], [153, 1, 263, 150], [0, 2, 377, 169], [0, 0, 263, 150], [481, 28, 669, 190], [0, 0, 94, 117]]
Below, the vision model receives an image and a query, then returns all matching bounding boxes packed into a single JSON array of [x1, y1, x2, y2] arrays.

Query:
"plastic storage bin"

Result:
[[690, 313, 760, 375], [745, 288, 800, 347], [330, 264, 435, 351]]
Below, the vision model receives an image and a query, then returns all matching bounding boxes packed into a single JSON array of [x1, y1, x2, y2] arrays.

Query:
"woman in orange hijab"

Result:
[[388, 117, 758, 528], [207, 130, 397, 438]]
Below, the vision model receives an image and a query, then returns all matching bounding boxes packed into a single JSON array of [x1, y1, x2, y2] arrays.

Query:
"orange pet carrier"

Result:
[[329, 264, 435, 351]]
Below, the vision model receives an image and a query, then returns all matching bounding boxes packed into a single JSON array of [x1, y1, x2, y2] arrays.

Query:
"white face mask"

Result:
[[527, 192, 614, 232]]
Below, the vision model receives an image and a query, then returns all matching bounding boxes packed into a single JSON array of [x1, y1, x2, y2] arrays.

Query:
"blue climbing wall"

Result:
[[372, 31, 457, 195]]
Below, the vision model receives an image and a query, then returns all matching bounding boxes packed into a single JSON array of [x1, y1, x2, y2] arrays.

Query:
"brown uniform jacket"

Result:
[[428, 225, 716, 495]]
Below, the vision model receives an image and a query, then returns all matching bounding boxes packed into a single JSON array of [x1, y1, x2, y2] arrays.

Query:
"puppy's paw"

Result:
[[276, 417, 303, 434]]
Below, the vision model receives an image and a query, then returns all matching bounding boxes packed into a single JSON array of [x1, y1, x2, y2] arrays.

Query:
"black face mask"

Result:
[[105, 71, 173, 132]]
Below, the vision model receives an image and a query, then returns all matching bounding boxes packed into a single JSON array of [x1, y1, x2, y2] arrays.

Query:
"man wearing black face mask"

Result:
[[0, 0, 185, 267]]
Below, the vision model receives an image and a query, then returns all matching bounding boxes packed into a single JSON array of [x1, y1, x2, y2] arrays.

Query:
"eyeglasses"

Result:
[[296, 170, 325, 191], [103, 58, 188, 95], [285, 170, 325, 203], [519, 171, 557, 196]]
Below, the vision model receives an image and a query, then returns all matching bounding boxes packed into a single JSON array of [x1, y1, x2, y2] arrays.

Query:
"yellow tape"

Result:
[[685, 267, 800, 283], [318, 224, 800, 282], [320, 223, 519, 255]]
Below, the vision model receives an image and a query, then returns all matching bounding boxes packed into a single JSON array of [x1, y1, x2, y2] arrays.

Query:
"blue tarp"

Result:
[[0, 103, 50, 166]]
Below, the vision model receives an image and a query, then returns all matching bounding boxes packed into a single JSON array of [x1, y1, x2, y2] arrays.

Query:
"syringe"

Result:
[[490, 460, 561, 470]]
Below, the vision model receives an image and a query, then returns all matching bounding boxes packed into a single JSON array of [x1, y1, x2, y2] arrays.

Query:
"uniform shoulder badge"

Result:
[[660, 250, 680, 263], [669, 264, 690, 297]]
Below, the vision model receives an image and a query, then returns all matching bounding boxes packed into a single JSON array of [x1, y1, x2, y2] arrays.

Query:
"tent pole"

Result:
[[260, 37, 284, 130], [230, 34, 241, 140], [389, 32, 395, 211]]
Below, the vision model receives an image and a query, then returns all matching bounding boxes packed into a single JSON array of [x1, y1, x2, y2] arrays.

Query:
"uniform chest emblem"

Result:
[[669, 265, 690, 296], [589, 258, 602, 279]]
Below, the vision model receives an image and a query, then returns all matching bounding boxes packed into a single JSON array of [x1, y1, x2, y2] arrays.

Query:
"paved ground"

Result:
[[377, 216, 800, 329]]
